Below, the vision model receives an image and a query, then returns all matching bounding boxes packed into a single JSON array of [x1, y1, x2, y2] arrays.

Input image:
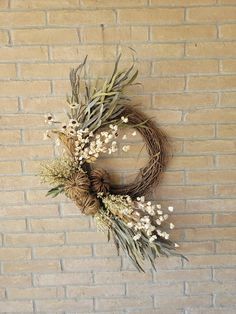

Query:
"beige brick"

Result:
[[169, 156, 214, 170], [151, 0, 215, 4], [221, 92, 236, 107], [154, 59, 218, 75], [0, 145, 53, 160], [96, 296, 152, 311], [154, 268, 211, 282], [217, 155, 236, 168], [187, 170, 236, 184], [35, 299, 93, 312], [216, 184, 236, 197], [0, 191, 24, 205], [155, 295, 212, 308], [94, 243, 118, 257], [23, 160, 47, 174], [82, 26, 148, 43], [0, 12, 45, 27], [142, 77, 185, 92], [0, 98, 18, 113], [222, 60, 236, 73], [0, 288, 5, 299], [215, 213, 236, 225], [67, 231, 108, 244], [5, 233, 65, 246], [12, 0, 78, 8], [188, 75, 236, 91], [0, 220, 26, 232], [187, 281, 236, 295], [7, 287, 64, 300], [25, 189, 66, 203], [186, 42, 236, 58], [22, 129, 51, 144], [154, 93, 217, 109], [216, 240, 236, 253], [0, 130, 21, 144], [219, 0, 236, 3], [51, 45, 116, 61], [0, 47, 48, 62], [156, 185, 213, 199], [0, 81, 51, 96], [12, 29, 78, 45], [216, 294, 236, 307], [30, 217, 89, 231], [81, 0, 146, 7], [187, 6, 236, 22], [3, 260, 60, 273], [220, 24, 236, 39], [167, 310, 231, 314], [1, 204, 58, 218], [185, 109, 236, 123], [217, 124, 236, 137], [49, 9, 115, 25], [179, 241, 214, 255], [186, 199, 236, 212], [173, 214, 212, 227], [133, 43, 184, 58], [0, 0, 8, 8], [118, 8, 184, 24], [152, 25, 216, 42], [34, 245, 92, 258], [35, 272, 93, 286], [22, 96, 65, 113], [67, 284, 125, 298], [185, 227, 236, 241], [0, 30, 9, 45], [0, 175, 41, 190], [127, 282, 183, 296], [0, 114, 46, 128], [0, 248, 30, 261], [0, 64, 16, 79], [63, 257, 121, 271], [164, 125, 215, 139], [0, 301, 33, 312], [95, 271, 152, 284], [185, 140, 235, 154], [20, 63, 72, 79], [0, 161, 21, 174], [215, 268, 236, 281], [0, 275, 31, 288]]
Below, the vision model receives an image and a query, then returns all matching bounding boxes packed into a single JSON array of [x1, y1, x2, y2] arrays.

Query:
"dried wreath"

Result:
[[40, 55, 186, 271]]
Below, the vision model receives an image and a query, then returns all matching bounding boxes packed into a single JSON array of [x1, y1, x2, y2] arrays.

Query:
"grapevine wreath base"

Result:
[[40, 56, 186, 271]]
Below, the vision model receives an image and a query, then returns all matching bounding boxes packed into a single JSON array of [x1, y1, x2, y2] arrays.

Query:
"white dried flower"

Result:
[[132, 131, 137, 136], [156, 219, 161, 225], [133, 233, 141, 241], [122, 134, 127, 140], [122, 145, 130, 152], [121, 116, 128, 123], [44, 113, 54, 125], [170, 223, 175, 229], [168, 206, 174, 212], [175, 243, 179, 248], [149, 235, 157, 243]]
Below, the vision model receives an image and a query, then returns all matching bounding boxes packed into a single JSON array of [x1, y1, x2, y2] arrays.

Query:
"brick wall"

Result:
[[0, 0, 236, 313]]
